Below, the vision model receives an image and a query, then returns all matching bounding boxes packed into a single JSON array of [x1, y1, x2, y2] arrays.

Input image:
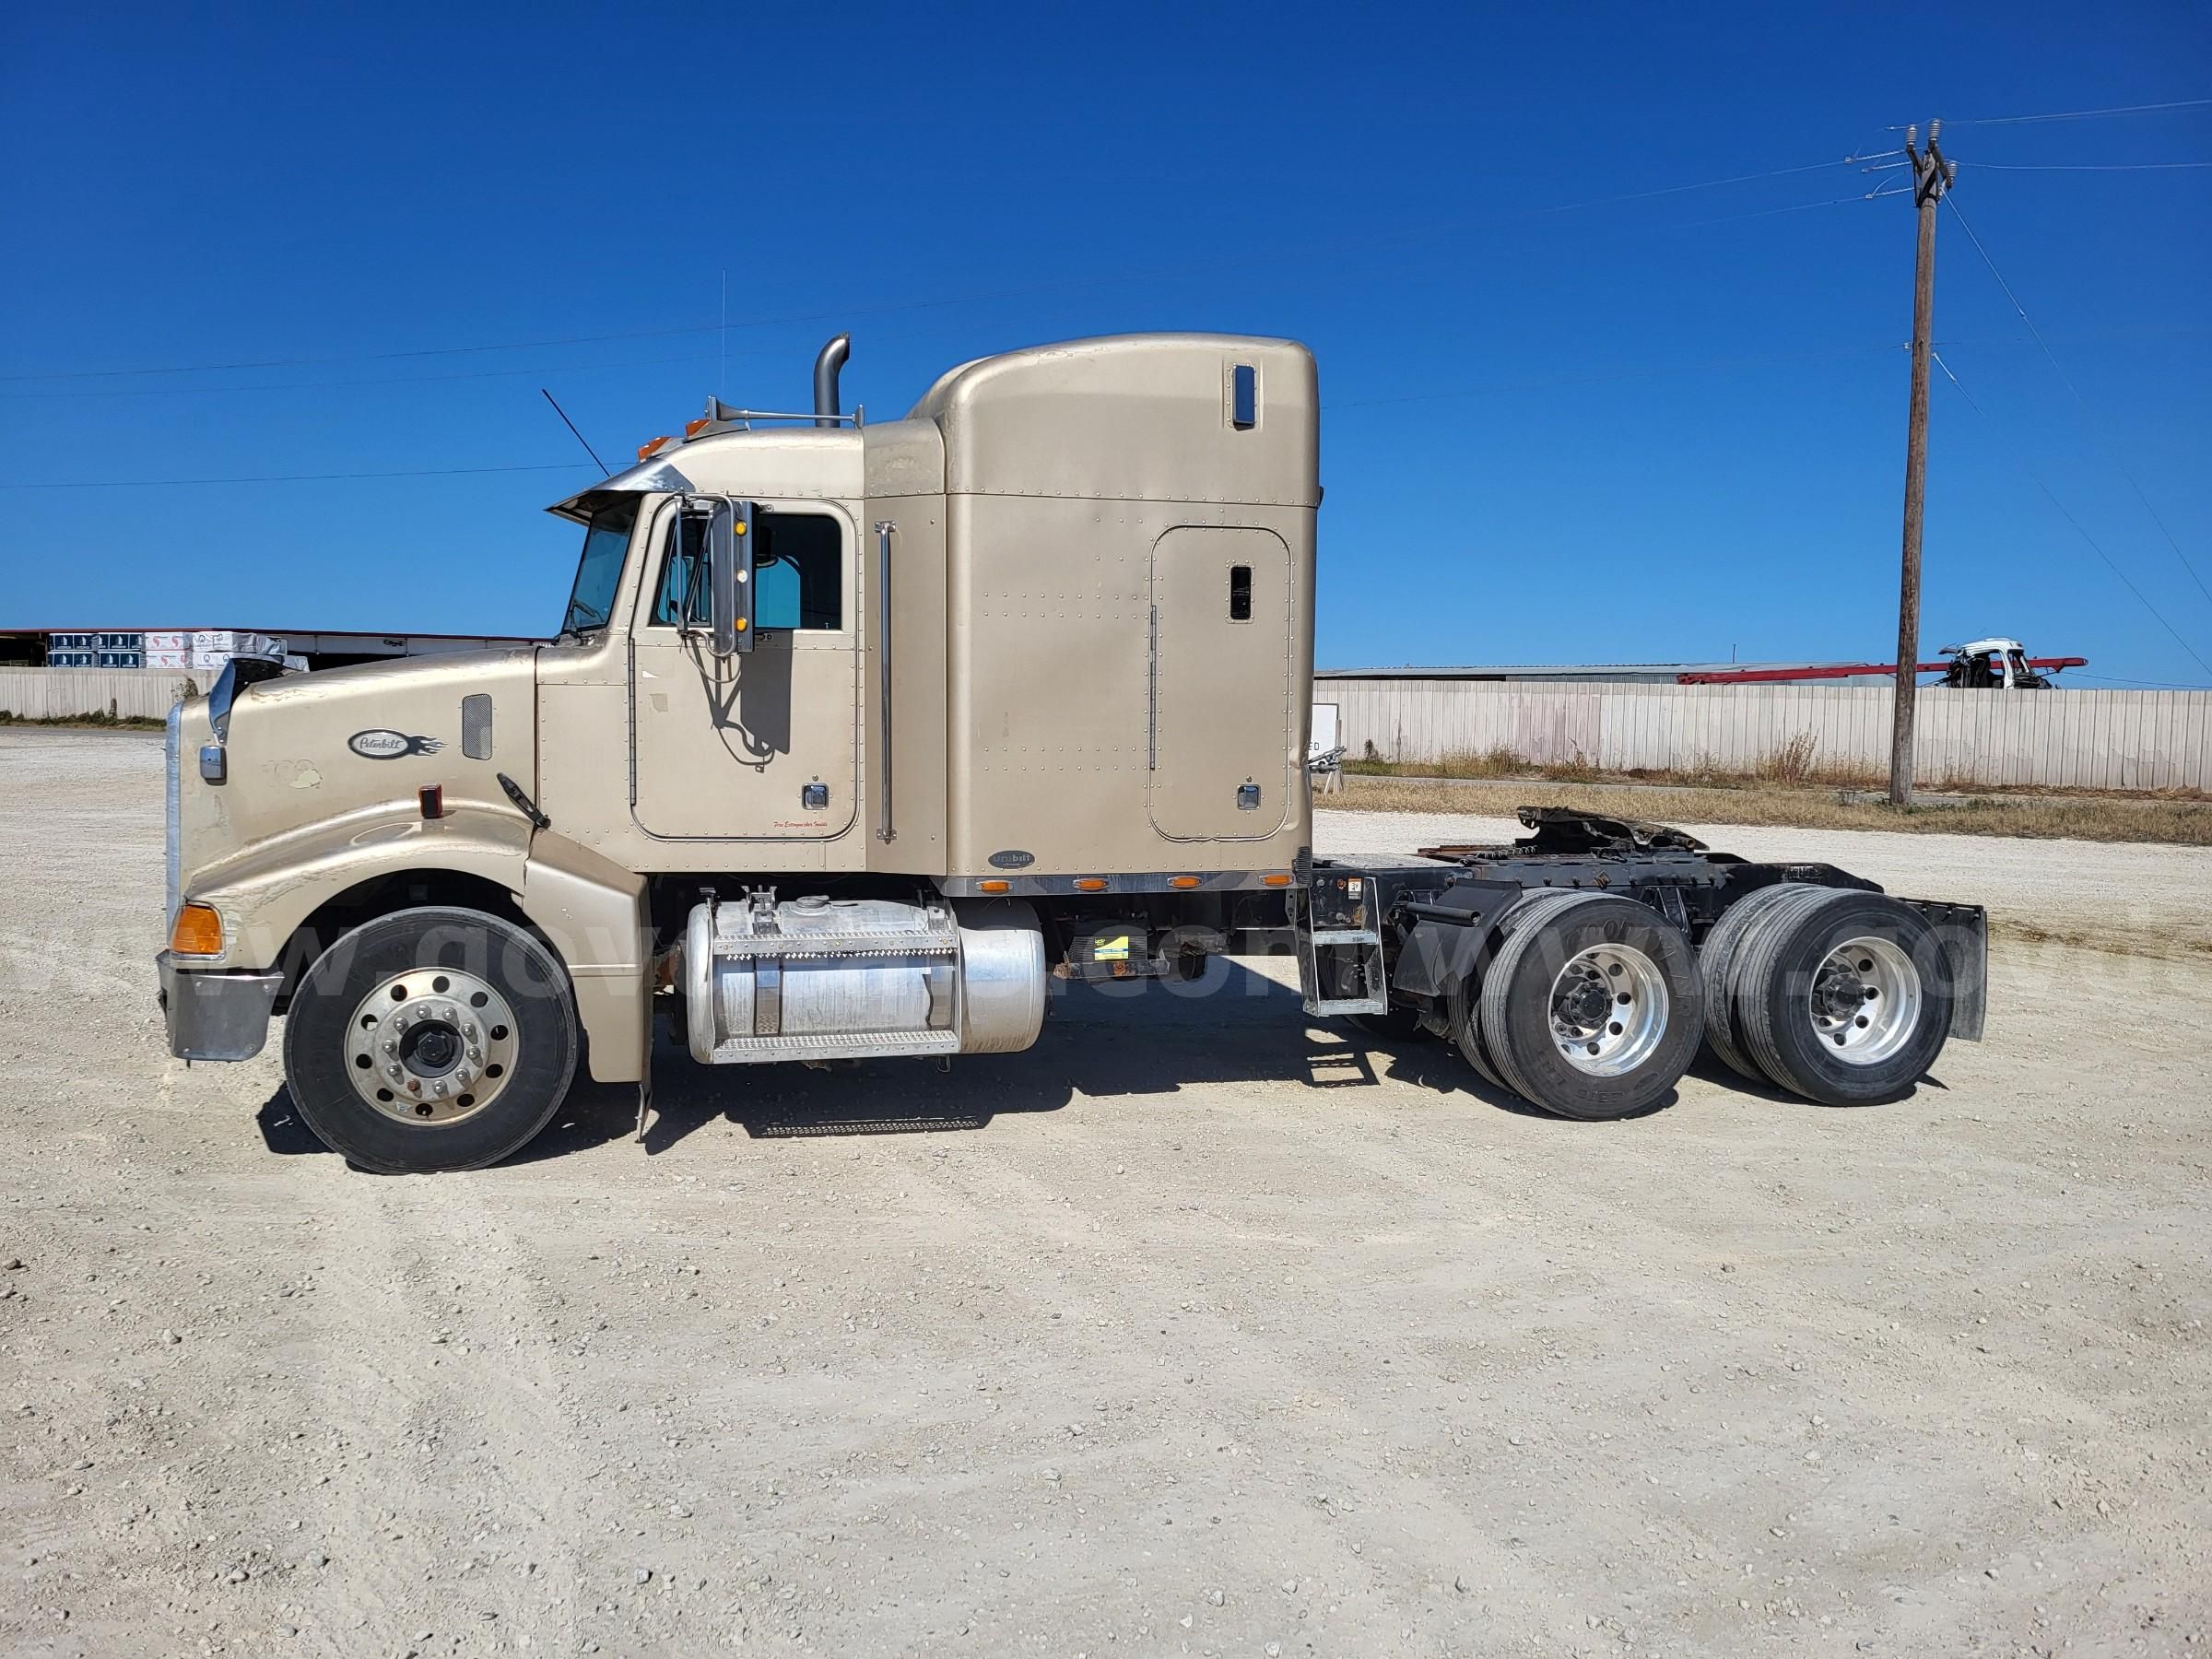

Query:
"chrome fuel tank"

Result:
[[681, 894, 1043, 1065]]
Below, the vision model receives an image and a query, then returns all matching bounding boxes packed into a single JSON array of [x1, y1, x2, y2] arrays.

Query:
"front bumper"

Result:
[[157, 951, 284, 1062]]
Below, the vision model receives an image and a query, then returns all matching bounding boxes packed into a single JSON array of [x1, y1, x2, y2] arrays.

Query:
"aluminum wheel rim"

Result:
[[1549, 943, 1669, 1077], [344, 968, 520, 1125], [1808, 935, 1921, 1065]]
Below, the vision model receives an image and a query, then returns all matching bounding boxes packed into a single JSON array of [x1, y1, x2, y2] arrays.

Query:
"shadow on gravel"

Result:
[[630, 959, 1354, 1153], [253, 955, 1746, 1166], [254, 1089, 325, 1156], [1680, 1053, 1951, 1108]]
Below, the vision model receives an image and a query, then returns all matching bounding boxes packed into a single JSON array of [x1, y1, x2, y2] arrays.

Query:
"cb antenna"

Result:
[[540, 387, 611, 477]]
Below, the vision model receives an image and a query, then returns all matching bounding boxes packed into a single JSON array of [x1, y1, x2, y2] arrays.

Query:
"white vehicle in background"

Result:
[[1937, 637, 2065, 690]]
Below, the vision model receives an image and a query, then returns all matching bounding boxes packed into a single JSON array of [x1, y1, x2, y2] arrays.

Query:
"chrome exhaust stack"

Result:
[[813, 335, 851, 428]]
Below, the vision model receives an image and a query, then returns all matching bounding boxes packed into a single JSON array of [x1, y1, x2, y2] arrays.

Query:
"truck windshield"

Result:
[[560, 498, 640, 635]]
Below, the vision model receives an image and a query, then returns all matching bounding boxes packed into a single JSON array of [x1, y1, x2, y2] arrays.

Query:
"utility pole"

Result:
[[1888, 121, 1954, 806]]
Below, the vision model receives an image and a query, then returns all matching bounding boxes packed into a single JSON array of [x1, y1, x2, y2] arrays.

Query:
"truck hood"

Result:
[[175, 646, 540, 912]]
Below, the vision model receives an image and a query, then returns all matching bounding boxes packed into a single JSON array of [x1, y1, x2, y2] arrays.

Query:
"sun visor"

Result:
[[544, 454, 699, 524]]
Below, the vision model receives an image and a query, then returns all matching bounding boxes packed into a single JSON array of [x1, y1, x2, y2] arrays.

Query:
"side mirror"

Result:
[[707, 499, 756, 657]]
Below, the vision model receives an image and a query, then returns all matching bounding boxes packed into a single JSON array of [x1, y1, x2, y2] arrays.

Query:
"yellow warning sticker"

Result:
[[1095, 934, 1131, 961]]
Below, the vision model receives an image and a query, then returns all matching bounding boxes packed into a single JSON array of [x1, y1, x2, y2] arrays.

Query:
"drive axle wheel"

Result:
[[1696, 882, 1813, 1082], [1731, 888, 1952, 1106], [282, 907, 578, 1173], [1473, 890, 1702, 1120]]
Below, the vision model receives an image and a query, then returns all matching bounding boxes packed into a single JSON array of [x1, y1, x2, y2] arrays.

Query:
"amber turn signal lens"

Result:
[[684, 418, 712, 439], [1261, 873, 1291, 888], [1074, 877, 1108, 892], [169, 902, 222, 957], [1168, 876, 1200, 889], [978, 879, 1011, 894], [637, 435, 673, 461]]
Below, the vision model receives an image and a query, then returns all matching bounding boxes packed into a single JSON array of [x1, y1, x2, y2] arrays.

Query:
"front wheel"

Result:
[[281, 907, 579, 1172]]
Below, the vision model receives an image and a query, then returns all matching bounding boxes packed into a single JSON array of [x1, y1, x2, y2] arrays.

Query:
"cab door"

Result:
[[1147, 524, 1292, 840], [628, 497, 860, 841]]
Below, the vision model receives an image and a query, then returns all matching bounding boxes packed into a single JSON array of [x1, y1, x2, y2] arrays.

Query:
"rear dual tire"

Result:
[[1453, 890, 1703, 1121], [1702, 884, 1953, 1105]]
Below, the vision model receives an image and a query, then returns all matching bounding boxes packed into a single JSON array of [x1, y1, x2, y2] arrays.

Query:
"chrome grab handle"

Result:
[[874, 520, 896, 843]]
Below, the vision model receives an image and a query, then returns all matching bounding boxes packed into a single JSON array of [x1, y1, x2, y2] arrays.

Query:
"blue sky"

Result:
[[3, 4, 2207, 685]]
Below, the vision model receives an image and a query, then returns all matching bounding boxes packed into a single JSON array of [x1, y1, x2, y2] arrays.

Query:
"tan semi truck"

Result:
[[158, 333, 1986, 1171]]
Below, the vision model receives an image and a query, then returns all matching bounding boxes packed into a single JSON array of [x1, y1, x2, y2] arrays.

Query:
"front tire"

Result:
[[281, 907, 579, 1172]]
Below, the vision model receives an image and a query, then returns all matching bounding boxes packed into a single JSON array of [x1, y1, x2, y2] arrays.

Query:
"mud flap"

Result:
[[1905, 899, 1987, 1041]]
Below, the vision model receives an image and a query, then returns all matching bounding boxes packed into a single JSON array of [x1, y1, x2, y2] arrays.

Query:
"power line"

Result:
[[1943, 193, 2212, 612], [1946, 97, 2212, 128], [1931, 351, 2212, 679], [2074, 671, 2212, 688], [0, 323, 721, 384], [0, 348, 719, 401], [0, 156, 1876, 386], [0, 462, 588, 491], [1329, 342, 1896, 411], [1968, 159, 2212, 172]]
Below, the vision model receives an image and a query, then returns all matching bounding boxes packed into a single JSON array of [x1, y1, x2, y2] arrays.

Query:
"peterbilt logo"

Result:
[[347, 729, 443, 759]]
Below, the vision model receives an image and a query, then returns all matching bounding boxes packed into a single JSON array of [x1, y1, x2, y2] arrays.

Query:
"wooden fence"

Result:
[[0, 668, 214, 722], [1313, 677, 2212, 793]]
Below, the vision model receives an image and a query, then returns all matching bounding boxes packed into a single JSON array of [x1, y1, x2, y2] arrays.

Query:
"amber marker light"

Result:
[[1261, 873, 1291, 887], [169, 903, 223, 957], [637, 436, 673, 461], [1168, 876, 1201, 889], [978, 880, 1011, 894], [1074, 877, 1108, 892]]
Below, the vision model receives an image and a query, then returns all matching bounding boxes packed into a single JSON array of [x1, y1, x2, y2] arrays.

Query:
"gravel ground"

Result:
[[5, 730, 2209, 1658]]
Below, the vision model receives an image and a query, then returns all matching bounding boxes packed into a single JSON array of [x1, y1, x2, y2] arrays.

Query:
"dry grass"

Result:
[[0, 709, 167, 731], [1336, 773, 2212, 846], [1348, 735, 1887, 792]]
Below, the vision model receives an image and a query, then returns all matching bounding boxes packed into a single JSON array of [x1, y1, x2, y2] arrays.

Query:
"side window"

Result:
[[651, 512, 709, 627], [650, 508, 844, 631], [756, 512, 843, 630]]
